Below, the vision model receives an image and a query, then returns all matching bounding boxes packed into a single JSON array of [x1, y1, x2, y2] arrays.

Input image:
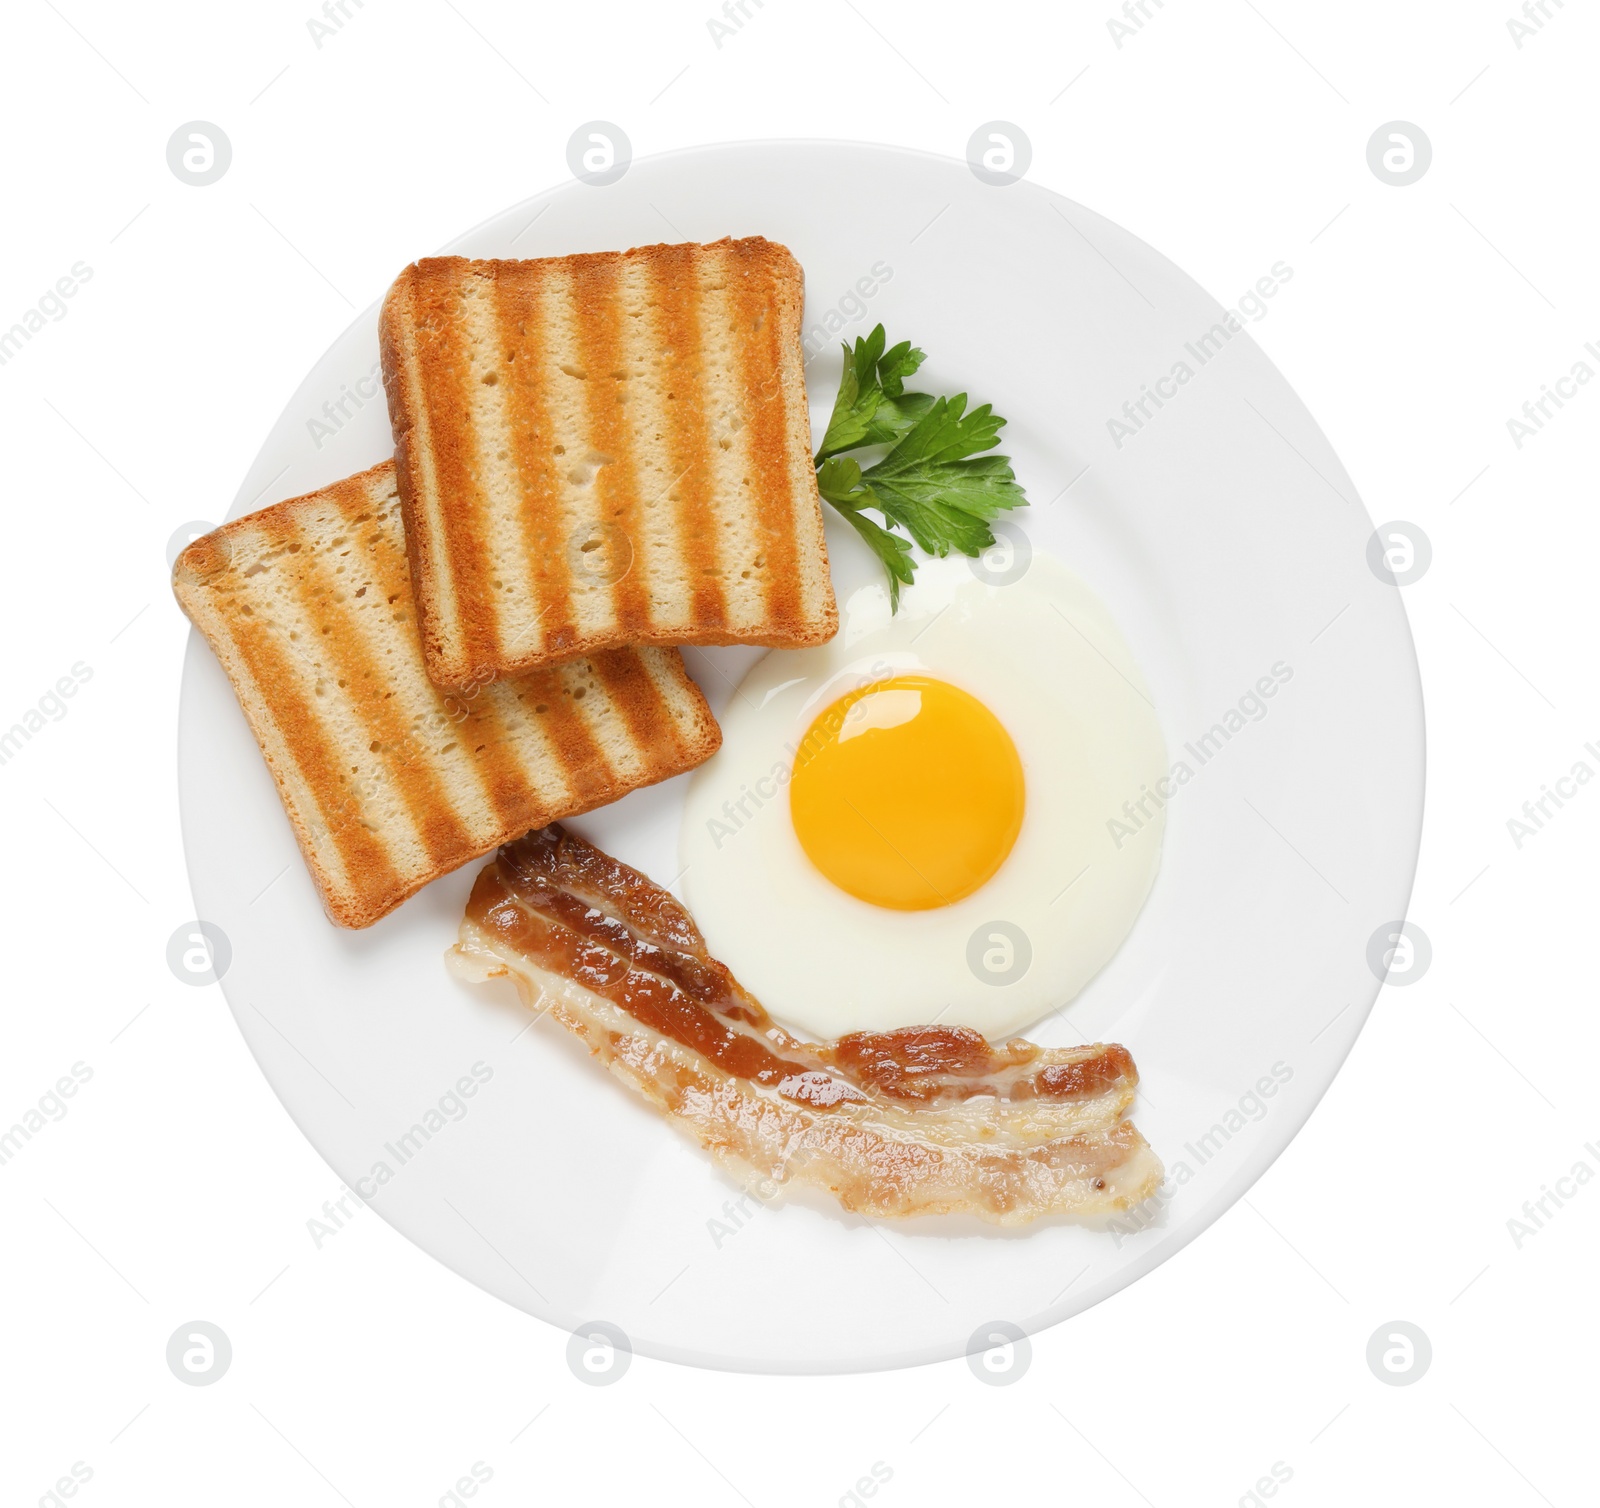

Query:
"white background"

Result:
[[1, 1, 1595, 1504]]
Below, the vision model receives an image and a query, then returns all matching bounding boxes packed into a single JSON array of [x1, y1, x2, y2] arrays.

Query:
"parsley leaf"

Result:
[[816, 456, 915, 609], [812, 326, 1030, 608], [858, 394, 1027, 557], [862, 389, 937, 448], [816, 325, 935, 459]]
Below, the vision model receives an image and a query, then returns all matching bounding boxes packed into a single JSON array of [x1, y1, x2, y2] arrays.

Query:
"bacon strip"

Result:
[[449, 825, 1163, 1224]]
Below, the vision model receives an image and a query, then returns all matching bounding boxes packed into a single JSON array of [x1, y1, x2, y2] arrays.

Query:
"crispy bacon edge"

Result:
[[447, 825, 1163, 1225]]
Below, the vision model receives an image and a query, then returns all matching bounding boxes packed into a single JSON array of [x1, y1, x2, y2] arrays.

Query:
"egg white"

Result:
[[679, 553, 1166, 1040]]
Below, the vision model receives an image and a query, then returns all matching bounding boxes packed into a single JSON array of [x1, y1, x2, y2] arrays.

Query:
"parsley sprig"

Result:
[[814, 325, 1028, 608]]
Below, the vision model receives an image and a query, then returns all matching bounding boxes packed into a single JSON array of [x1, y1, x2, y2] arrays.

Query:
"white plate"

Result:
[[178, 141, 1423, 1373]]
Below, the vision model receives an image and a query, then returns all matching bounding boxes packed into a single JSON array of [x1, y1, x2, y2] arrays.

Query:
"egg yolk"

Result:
[[788, 675, 1025, 911]]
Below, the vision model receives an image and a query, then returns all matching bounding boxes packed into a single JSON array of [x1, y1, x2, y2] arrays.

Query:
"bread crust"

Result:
[[379, 236, 838, 688], [173, 461, 721, 928]]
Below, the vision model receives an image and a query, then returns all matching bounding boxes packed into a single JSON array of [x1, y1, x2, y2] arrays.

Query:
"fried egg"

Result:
[[679, 551, 1166, 1040]]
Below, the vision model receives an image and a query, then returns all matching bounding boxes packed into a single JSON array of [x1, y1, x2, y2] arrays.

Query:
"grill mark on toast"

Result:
[[408, 260, 502, 682], [694, 264, 767, 633], [589, 646, 677, 762], [569, 254, 651, 638], [347, 474, 534, 836], [612, 256, 692, 636], [568, 658, 647, 788], [350, 471, 591, 836], [199, 623, 357, 906], [222, 617, 405, 909], [636, 645, 714, 746], [540, 266, 615, 648], [727, 239, 802, 631], [382, 271, 467, 682], [475, 677, 574, 817], [595, 643, 720, 774], [490, 261, 574, 666], [647, 244, 725, 628], [210, 533, 407, 914], [504, 660, 615, 809], [584, 648, 677, 780], [255, 500, 476, 869], [458, 270, 545, 673], [175, 581, 361, 911]]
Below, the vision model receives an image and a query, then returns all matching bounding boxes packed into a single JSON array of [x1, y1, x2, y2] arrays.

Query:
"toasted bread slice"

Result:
[[379, 236, 838, 687], [173, 461, 721, 928]]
